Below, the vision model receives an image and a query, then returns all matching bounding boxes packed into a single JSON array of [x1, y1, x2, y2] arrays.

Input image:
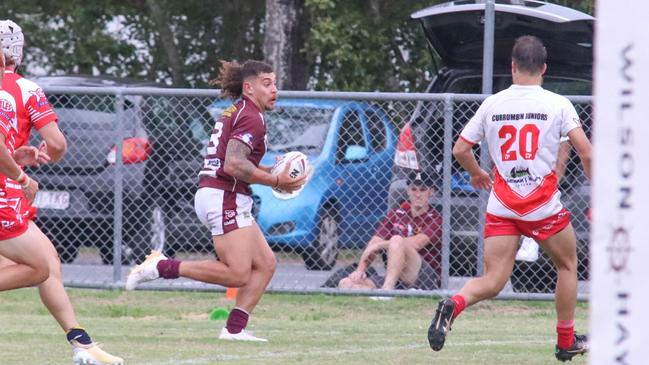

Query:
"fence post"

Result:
[[113, 91, 125, 283], [441, 95, 454, 290]]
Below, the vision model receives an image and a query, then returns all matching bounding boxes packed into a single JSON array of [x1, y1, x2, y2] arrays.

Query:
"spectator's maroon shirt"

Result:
[[198, 96, 267, 195], [374, 203, 443, 276]]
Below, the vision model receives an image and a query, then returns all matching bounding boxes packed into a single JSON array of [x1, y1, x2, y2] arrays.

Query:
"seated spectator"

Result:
[[339, 170, 442, 290]]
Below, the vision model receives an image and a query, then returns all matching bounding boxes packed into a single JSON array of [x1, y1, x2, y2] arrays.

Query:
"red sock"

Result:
[[451, 294, 467, 319], [226, 307, 249, 334], [556, 320, 575, 349]]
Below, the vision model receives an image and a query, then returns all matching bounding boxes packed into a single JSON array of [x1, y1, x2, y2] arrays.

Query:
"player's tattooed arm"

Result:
[[224, 139, 275, 186]]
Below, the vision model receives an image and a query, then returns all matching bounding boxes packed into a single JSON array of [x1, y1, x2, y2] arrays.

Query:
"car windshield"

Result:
[[265, 106, 332, 155]]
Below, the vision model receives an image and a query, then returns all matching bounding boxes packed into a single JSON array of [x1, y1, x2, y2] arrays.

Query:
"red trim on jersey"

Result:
[[484, 208, 570, 240], [492, 170, 558, 217], [459, 135, 476, 145]]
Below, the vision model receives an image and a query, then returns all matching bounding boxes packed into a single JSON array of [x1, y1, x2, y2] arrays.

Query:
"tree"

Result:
[[264, 0, 308, 90], [303, 0, 439, 91], [0, 0, 595, 91]]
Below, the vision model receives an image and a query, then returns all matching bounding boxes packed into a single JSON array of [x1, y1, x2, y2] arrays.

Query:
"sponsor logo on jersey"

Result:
[[1, 220, 16, 229], [223, 219, 235, 226], [505, 167, 542, 185], [510, 166, 531, 178], [206, 158, 221, 169], [28, 88, 50, 108], [224, 209, 236, 219], [238, 133, 253, 145]]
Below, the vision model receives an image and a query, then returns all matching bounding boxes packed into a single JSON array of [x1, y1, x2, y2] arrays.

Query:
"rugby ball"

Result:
[[271, 151, 312, 200]]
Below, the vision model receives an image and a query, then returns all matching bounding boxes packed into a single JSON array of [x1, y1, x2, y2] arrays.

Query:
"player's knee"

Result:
[[45, 252, 62, 276], [554, 258, 577, 273], [31, 264, 50, 285], [262, 255, 277, 274], [552, 253, 577, 272]]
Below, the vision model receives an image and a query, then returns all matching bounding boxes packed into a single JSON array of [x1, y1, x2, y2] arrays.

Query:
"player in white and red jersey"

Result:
[[0, 44, 53, 289], [126, 60, 306, 342], [0, 20, 123, 365], [427, 36, 592, 362]]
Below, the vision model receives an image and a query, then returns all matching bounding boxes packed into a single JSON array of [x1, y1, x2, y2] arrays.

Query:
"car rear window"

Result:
[[445, 75, 591, 94]]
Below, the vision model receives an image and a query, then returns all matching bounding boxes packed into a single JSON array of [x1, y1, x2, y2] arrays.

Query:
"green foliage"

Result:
[[0, 0, 594, 90], [304, 0, 444, 91], [0, 0, 265, 87]]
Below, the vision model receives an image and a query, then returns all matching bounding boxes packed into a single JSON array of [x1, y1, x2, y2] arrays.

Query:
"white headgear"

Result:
[[0, 20, 24, 66]]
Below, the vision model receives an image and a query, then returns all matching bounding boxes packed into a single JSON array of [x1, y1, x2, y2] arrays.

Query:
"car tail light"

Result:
[[106, 137, 151, 165], [394, 123, 419, 170]]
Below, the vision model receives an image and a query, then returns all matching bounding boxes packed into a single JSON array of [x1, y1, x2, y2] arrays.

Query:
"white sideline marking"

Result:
[[144, 338, 548, 365]]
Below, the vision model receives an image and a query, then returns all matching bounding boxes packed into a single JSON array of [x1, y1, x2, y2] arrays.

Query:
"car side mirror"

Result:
[[344, 145, 368, 162]]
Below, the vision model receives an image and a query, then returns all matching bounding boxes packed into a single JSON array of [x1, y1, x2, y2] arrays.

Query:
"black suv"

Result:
[[389, 0, 593, 292], [27, 76, 213, 264]]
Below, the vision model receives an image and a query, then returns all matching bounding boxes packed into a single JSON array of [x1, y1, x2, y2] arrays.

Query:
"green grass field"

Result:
[[0, 288, 588, 365]]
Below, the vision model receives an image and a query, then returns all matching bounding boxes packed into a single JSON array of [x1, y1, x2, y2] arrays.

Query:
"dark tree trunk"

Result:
[[264, 0, 308, 90], [145, 0, 187, 86]]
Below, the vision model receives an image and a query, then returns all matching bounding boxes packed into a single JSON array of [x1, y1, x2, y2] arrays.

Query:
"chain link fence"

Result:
[[30, 86, 591, 298]]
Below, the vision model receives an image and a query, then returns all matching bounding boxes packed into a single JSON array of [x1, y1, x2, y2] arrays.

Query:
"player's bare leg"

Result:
[[539, 225, 578, 323], [538, 224, 588, 361], [213, 224, 275, 342], [457, 235, 519, 304], [0, 225, 50, 290], [177, 225, 259, 287], [0, 222, 123, 364], [227, 225, 276, 312]]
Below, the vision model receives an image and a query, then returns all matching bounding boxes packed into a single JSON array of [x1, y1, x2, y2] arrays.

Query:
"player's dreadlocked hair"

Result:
[[210, 60, 274, 99]]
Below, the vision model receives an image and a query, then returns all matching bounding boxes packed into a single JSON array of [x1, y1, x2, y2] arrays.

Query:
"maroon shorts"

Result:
[[484, 208, 570, 241]]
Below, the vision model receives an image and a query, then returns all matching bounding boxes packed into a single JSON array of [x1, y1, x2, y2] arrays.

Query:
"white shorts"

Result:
[[194, 187, 255, 236]]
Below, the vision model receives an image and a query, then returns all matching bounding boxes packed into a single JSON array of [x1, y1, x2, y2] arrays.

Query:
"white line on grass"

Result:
[[141, 338, 548, 365]]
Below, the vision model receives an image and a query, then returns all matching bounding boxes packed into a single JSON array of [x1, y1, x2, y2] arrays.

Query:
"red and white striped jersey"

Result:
[[1, 70, 58, 149], [460, 84, 581, 220], [0, 90, 23, 195]]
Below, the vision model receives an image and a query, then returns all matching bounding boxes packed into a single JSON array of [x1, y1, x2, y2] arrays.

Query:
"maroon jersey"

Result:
[[374, 204, 443, 275], [198, 96, 267, 195]]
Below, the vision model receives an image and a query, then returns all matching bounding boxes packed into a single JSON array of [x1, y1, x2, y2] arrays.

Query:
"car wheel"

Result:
[[302, 206, 339, 271]]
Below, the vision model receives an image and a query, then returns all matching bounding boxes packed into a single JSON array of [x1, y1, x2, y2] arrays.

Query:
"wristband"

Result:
[[20, 176, 30, 190], [16, 170, 26, 184], [273, 176, 279, 188]]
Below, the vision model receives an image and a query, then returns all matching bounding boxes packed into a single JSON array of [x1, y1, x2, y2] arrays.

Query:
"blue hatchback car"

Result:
[[208, 98, 396, 270]]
